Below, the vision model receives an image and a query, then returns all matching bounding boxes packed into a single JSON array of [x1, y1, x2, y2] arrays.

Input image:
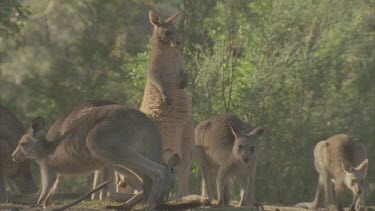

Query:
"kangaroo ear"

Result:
[[248, 127, 264, 137], [167, 153, 180, 171], [149, 10, 163, 27], [31, 116, 45, 134], [354, 159, 368, 171], [342, 162, 353, 174], [229, 124, 240, 140], [165, 11, 182, 26]]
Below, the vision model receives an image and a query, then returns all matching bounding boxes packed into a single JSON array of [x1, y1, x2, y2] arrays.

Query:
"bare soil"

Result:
[[1, 194, 374, 211], [1, 202, 374, 211]]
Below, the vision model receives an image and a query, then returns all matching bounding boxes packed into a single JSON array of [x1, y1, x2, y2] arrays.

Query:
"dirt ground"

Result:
[[1, 202, 375, 211], [1, 194, 374, 211]]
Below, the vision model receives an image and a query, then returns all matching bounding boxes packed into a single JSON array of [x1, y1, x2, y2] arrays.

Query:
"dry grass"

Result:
[[1, 199, 374, 211]]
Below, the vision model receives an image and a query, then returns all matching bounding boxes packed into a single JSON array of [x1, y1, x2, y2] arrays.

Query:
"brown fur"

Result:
[[296, 134, 368, 211], [140, 10, 194, 196], [11, 101, 180, 210], [0, 105, 37, 201], [194, 113, 264, 207]]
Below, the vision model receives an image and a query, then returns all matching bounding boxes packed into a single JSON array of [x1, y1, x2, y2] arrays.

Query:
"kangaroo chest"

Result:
[[141, 49, 191, 119]]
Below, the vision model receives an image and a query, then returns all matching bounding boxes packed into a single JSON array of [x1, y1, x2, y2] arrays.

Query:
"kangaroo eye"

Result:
[[165, 30, 170, 36], [250, 146, 255, 152]]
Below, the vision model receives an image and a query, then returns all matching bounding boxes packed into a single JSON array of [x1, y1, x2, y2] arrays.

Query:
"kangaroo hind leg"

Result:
[[90, 145, 165, 210]]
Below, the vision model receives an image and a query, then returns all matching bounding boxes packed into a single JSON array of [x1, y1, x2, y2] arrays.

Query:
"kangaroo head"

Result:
[[229, 125, 264, 164], [149, 10, 182, 48], [342, 159, 368, 196], [12, 116, 47, 162], [158, 153, 180, 203]]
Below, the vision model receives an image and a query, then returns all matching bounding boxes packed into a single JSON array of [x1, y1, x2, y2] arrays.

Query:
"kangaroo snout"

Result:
[[11, 149, 24, 162]]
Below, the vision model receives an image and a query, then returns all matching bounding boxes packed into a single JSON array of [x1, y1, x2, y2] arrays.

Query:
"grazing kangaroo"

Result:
[[11, 103, 180, 210], [0, 105, 37, 201], [45, 100, 119, 201], [195, 113, 264, 207], [49, 100, 144, 200], [140, 10, 194, 196], [296, 134, 368, 211]]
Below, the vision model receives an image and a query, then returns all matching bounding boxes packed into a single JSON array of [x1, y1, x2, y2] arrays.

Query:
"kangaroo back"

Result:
[[320, 134, 366, 179]]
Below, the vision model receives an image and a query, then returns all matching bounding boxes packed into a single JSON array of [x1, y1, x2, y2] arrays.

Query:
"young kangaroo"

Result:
[[11, 103, 180, 210], [194, 113, 264, 207], [140, 10, 194, 196], [0, 105, 37, 201], [296, 134, 368, 211]]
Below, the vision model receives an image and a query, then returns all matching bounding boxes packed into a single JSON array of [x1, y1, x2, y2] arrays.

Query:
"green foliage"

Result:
[[0, 0, 29, 38], [0, 0, 374, 206], [184, 0, 374, 204]]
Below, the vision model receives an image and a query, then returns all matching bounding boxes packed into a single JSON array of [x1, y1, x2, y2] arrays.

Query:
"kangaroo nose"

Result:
[[176, 41, 181, 46], [243, 158, 249, 163]]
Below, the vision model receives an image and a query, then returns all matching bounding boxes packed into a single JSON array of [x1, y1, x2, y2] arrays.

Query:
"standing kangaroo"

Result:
[[296, 134, 368, 211], [140, 10, 194, 196], [11, 103, 180, 210], [0, 105, 37, 201], [195, 113, 264, 207]]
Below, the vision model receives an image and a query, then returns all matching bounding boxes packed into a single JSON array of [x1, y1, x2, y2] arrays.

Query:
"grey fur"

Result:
[[45, 100, 120, 200], [194, 113, 264, 206], [11, 101, 180, 210], [296, 134, 368, 211], [58, 101, 145, 200]]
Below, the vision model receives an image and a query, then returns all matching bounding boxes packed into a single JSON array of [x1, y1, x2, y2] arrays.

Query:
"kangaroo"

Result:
[[140, 10, 194, 197], [45, 100, 119, 201], [194, 113, 264, 207], [296, 134, 368, 211], [11, 103, 180, 210], [47, 100, 144, 200], [0, 104, 37, 201]]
